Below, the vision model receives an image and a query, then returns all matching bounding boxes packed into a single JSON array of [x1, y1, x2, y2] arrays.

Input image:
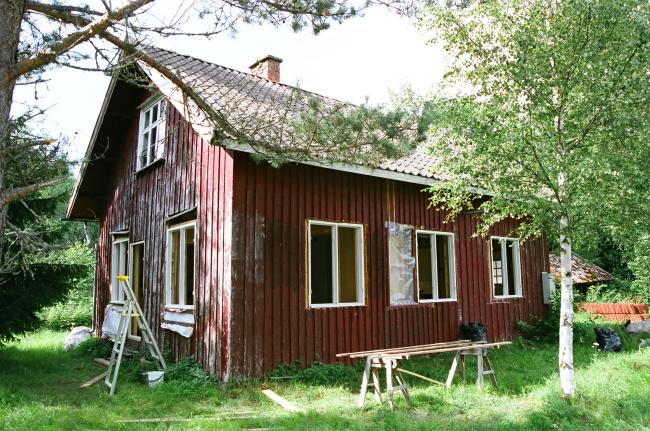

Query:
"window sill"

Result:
[[308, 302, 365, 309], [419, 298, 458, 304], [492, 295, 523, 301], [135, 157, 165, 176], [163, 308, 194, 325]]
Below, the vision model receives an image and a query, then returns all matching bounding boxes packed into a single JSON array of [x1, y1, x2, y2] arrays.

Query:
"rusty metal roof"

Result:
[[548, 253, 614, 285], [143, 47, 440, 181]]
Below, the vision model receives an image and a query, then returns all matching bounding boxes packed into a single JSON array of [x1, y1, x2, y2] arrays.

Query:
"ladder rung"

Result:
[[482, 370, 494, 375]]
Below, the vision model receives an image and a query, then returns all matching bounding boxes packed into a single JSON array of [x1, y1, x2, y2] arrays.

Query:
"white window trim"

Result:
[[415, 230, 457, 303], [165, 220, 196, 310], [307, 220, 365, 308], [110, 235, 129, 304], [490, 236, 523, 299], [136, 95, 166, 171]]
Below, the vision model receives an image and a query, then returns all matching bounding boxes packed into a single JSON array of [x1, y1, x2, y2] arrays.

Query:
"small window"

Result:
[[166, 221, 195, 309], [137, 96, 167, 170], [308, 220, 365, 307], [490, 237, 522, 298], [415, 230, 456, 302], [111, 235, 129, 302]]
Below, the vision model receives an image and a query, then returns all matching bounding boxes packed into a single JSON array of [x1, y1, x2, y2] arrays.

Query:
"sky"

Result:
[[12, 6, 447, 168]]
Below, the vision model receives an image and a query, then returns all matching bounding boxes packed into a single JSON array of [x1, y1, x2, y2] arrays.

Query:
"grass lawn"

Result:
[[1, 315, 649, 430]]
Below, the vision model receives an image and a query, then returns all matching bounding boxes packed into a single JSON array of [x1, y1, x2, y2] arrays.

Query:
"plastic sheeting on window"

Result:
[[387, 221, 416, 305]]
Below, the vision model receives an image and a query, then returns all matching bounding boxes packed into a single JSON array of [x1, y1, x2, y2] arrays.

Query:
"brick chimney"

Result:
[[249, 55, 283, 83]]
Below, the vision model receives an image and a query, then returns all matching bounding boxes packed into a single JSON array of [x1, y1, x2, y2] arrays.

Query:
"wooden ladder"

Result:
[[104, 275, 166, 396]]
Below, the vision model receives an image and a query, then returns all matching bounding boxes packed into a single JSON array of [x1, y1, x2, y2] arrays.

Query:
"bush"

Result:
[[72, 337, 113, 358], [37, 243, 94, 331], [164, 357, 214, 385], [269, 361, 362, 387], [576, 280, 648, 304]]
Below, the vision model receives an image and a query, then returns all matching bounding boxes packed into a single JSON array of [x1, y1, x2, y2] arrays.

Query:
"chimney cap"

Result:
[[249, 54, 283, 69]]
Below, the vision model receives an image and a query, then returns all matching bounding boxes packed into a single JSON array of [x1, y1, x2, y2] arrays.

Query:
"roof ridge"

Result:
[[145, 45, 349, 107]]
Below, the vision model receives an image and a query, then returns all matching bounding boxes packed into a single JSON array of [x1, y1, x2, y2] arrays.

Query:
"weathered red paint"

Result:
[[75, 77, 549, 382], [227, 153, 549, 377]]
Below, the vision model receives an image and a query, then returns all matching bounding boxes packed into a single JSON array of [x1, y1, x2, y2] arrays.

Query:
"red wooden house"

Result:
[[67, 47, 549, 381]]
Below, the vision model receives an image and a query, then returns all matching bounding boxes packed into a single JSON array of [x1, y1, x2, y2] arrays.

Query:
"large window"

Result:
[[415, 230, 456, 302], [308, 220, 365, 308], [137, 96, 167, 170], [388, 225, 457, 304], [166, 221, 196, 309], [490, 237, 522, 298], [111, 235, 129, 302]]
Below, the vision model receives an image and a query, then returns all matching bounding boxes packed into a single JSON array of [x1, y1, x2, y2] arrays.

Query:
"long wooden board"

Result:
[[372, 342, 512, 360], [337, 340, 475, 358]]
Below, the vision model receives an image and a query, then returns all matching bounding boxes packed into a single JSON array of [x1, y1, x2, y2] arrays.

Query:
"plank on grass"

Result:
[[262, 389, 304, 413], [80, 371, 109, 388]]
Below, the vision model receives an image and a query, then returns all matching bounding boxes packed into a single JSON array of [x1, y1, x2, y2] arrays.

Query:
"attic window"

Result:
[[137, 96, 167, 170]]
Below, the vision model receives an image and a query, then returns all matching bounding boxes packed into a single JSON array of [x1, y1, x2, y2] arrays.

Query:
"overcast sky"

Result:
[[12, 6, 447, 168]]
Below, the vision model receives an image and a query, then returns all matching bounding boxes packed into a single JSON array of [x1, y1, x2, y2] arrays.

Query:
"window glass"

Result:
[[436, 235, 452, 299], [417, 233, 434, 300], [308, 221, 364, 307], [111, 236, 128, 302], [138, 97, 166, 169], [415, 231, 456, 302], [491, 237, 522, 297], [166, 222, 195, 307]]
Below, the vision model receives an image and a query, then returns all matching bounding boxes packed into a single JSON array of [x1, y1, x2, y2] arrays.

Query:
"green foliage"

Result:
[[269, 361, 363, 387], [0, 263, 86, 346], [164, 356, 215, 389], [2, 328, 650, 430], [420, 0, 650, 243], [72, 336, 113, 359], [37, 243, 95, 331]]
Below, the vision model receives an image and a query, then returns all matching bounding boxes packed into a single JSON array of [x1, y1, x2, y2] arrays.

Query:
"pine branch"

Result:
[[0, 176, 66, 209]]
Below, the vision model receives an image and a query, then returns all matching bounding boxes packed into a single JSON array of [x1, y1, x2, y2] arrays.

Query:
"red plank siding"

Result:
[[93, 82, 233, 378], [228, 152, 548, 377]]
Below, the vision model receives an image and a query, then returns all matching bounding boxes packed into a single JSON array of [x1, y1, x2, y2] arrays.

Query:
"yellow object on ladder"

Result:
[[104, 275, 166, 396]]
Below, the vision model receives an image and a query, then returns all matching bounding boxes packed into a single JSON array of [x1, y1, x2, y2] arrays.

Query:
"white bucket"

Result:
[[141, 371, 164, 387]]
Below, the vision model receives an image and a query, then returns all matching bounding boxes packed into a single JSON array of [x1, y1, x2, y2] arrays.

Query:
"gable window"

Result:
[[111, 235, 129, 303], [415, 230, 457, 302], [308, 220, 365, 308], [490, 237, 522, 298], [166, 221, 196, 309], [137, 96, 167, 170]]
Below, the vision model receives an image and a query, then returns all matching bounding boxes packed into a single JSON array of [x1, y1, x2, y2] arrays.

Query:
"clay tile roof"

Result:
[[548, 253, 614, 285], [143, 46, 440, 180]]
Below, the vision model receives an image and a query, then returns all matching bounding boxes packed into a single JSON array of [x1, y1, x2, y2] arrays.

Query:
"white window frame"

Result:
[[415, 230, 457, 303], [110, 235, 129, 303], [307, 220, 365, 308], [128, 241, 145, 339], [137, 95, 167, 170], [165, 220, 196, 310], [490, 236, 523, 299]]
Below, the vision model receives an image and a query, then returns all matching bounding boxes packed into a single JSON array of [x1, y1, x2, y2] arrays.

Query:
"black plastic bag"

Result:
[[594, 327, 622, 352], [460, 322, 488, 342]]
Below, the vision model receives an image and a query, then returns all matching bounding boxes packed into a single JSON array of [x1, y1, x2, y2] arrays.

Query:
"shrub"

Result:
[[268, 361, 362, 387], [164, 357, 214, 384], [72, 337, 113, 358]]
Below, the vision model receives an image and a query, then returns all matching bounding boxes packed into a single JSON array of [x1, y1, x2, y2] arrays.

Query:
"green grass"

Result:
[[1, 316, 649, 430]]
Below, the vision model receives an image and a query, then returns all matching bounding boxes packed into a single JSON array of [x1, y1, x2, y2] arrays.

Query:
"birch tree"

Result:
[[420, 0, 650, 397]]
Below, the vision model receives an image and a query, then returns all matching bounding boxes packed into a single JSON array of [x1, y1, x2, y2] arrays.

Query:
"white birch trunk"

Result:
[[558, 172, 576, 397]]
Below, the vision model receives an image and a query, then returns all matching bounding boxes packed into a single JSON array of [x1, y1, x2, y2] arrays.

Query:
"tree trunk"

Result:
[[558, 172, 576, 397], [0, 1, 24, 263]]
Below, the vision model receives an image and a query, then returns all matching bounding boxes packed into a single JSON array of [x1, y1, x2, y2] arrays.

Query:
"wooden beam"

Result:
[[80, 371, 108, 388], [338, 340, 475, 359], [396, 367, 444, 386]]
